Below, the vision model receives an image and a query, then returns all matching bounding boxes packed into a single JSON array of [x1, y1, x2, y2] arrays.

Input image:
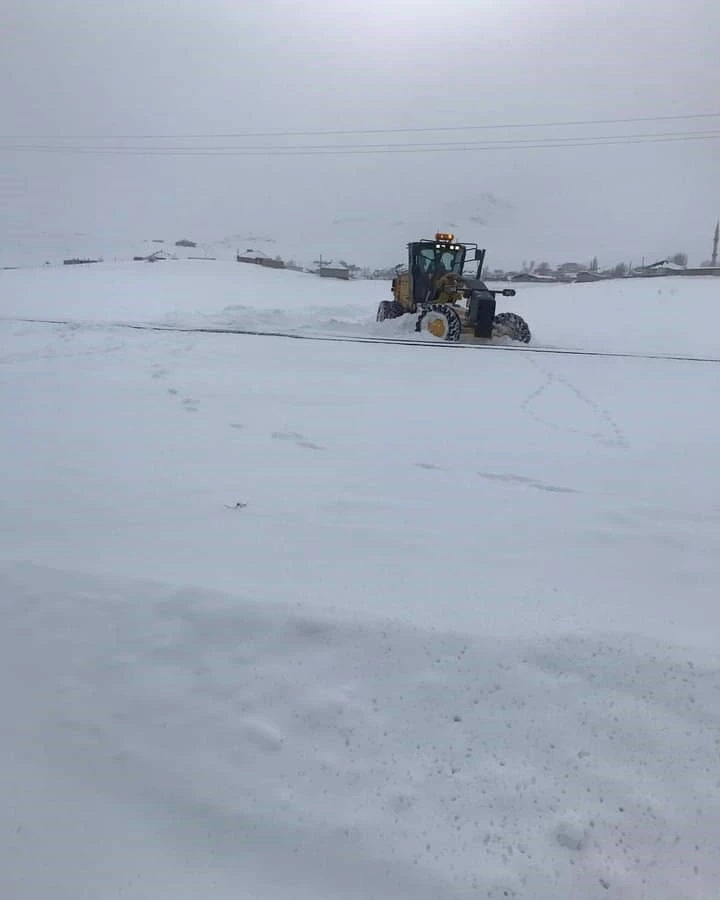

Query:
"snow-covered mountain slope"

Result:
[[1, 260, 719, 899]]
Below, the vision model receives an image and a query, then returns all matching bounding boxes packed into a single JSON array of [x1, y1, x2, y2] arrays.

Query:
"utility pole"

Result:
[[712, 220, 719, 267]]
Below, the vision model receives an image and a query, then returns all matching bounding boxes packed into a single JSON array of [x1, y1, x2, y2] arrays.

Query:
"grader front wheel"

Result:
[[376, 300, 404, 322], [415, 304, 462, 342], [493, 311, 531, 344]]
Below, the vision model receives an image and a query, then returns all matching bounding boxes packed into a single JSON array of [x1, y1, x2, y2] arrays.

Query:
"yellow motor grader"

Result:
[[376, 232, 531, 343]]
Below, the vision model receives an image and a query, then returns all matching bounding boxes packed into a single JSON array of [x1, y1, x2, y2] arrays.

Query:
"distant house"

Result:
[[681, 266, 720, 276], [630, 259, 720, 278], [175, 239, 197, 248], [574, 270, 608, 283], [557, 262, 585, 275], [134, 250, 171, 262], [236, 249, 286, 269], [317, 266, 350, 281], [510, 272, 558, 283], [633, 259, 685, 277]]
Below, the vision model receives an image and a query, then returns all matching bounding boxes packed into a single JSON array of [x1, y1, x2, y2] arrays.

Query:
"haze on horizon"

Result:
[[2, 0, 719, 270]]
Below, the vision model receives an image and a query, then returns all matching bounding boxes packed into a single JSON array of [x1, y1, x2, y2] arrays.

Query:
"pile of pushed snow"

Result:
[[3, 562, 718, 900], [0, 259, 383, 335]]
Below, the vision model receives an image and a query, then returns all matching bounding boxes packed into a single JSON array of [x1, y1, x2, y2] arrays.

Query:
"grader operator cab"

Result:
[[376, 233, 531, 343]]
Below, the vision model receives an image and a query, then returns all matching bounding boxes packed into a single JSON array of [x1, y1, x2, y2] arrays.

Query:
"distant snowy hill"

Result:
[[0, 190, 523, 272]]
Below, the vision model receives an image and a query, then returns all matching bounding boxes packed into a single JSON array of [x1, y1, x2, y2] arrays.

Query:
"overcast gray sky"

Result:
[[2, 0, 719, 268]]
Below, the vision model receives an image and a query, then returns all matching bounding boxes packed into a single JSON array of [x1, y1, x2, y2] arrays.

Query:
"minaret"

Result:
[[713, 220, 719, 267]]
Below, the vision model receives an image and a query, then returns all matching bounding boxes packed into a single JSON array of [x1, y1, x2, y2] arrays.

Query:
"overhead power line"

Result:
[[1, 130, 719, 156], [1, 111, 719, 141]]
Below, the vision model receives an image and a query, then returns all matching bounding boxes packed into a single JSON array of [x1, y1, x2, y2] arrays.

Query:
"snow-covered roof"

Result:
[[643, 259, 685, 271]]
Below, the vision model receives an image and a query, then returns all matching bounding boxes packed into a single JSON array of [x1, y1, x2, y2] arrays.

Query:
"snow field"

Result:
[[2, 258, 719, 356], [1, 259, 719, 898]]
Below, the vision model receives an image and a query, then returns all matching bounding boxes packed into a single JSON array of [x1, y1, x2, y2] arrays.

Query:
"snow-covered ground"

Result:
[[1, 260, 719, 899], [3, 258, 719, 356]]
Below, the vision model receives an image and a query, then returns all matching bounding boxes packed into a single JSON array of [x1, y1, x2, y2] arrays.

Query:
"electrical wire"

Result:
[[1, 111, 719, 141], [2, 131, 719, 156]]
